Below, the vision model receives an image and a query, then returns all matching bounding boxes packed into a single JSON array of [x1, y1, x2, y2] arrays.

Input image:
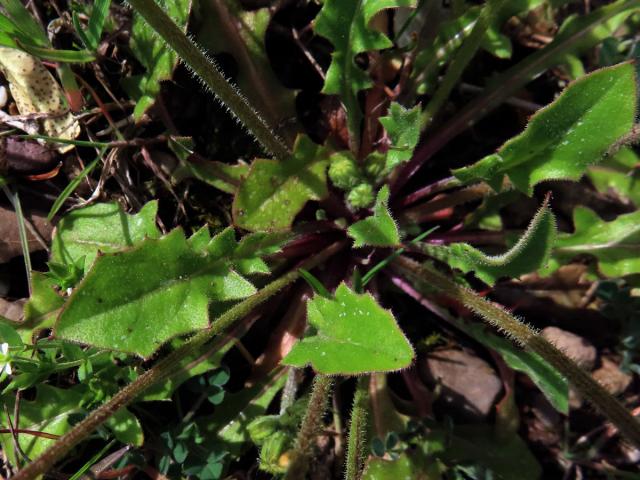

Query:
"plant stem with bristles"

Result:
[[345, 376, 369, 480], [392, 256, 640, 448], [126, 0, 292, 161], [284, 375, 333, 480], [10, 242, 344, 480]]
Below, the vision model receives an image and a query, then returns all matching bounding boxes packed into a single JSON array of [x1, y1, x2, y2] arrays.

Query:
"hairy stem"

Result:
[[284, 375, 333, 480], [392, 256, 640, 447], [10, 242, 344, 480], [126, 0, 291, 161], [345, 376, 369, 480]]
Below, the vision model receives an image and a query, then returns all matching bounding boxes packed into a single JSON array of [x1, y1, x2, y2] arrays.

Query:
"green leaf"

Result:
[[550, 207, 640, 277], [0, 272, 64, 345], [0, 322, 22, 348], [378, 103, 421, 172], [363, 453, 443, 480], [195, 370, 286, 465], [141, 337, 233, 400], [106, 408, 144, 446], [51, 201, 161, 272], [411, 0, 547, 94], [459, 319, 568, 413], [0, 0, 49, 46], [283, 282, 414, 374], [55, 228, 256, 358], [15, 42, 96, 63], [0, 384, 85, 467], [423, 425, 541, 480], [86, 0, 111, 50], [190, 227, 288, 275], [348, 186, 401, 248], [453, 62, 637, 194], [586, 147, 640, 205], [173, 158, 248, 194], [430, 201, 556, 285], [195, 2, 295, 128], [315, 0, 416, 143], [124, 0, 190, 119], [233, 135, 329, 232], [299, 269, 333, 299], [0, 383, 143, 467], [22, 272, 64, 339], [72, 12, 92, 51]]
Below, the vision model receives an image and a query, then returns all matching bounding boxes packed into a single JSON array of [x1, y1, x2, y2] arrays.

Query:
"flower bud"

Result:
[[328, 152, 361, 190], [259, 431, 291, 474], [364, 151, 386, 180], [247, 415, 280, 443], [347, 183, 375, 209]]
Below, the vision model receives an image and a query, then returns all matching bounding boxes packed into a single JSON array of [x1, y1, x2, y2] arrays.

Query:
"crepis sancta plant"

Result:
[[1, 0, 640, 478]]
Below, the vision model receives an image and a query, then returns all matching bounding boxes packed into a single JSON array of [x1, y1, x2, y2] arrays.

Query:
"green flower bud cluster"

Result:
[[328, 152, 361, 190], [363, 151, 386, 180], [347, 183, 375, 209], [248, 415, 293, 474], [328, 151, 390, 209], [247, 397, 308, 474]]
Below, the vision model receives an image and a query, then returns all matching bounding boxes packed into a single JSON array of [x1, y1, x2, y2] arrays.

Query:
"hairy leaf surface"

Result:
[[233, 136, 329, 231], [123, 0, 190, 119], [427, 201, 556, 285], [51, 201, 161, 272], [283, 283, 414, 374], [315, 0, 416, 142], [379, 103, 421, 172], [55, 228, 256, 358], [453, 62, 637, 193], [551, 208, 640, 277], [348, 186, 401, 248]]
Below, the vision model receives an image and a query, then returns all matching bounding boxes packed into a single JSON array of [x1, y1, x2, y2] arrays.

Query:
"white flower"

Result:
[[0, 342, 12, 376]]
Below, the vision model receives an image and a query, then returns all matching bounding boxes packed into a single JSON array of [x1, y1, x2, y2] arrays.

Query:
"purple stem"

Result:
[[420, 230, 508, 246], [396, 176, 460, 208]]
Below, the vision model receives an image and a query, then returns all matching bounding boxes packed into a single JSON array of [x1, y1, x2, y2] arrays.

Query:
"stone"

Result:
[[592, 357, 632, 396], [419, 349, 503, 422], [541, 326, 597, 371]]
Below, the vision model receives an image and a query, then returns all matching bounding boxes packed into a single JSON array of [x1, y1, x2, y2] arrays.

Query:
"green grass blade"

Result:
[[72, 11, 92, 49], [2, 185, 32, 293], [0, 0, 48, 46], [18, 134, 110, 148], [17, 42, 96, 63], [67, 440, 115, 480], [87, 0, 111, 50], [47, 149, 105, 221]]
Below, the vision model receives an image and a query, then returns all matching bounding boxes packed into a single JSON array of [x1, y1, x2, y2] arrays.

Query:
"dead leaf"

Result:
[[0, 204, 52, 263], [0, 47, 80, 153]]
